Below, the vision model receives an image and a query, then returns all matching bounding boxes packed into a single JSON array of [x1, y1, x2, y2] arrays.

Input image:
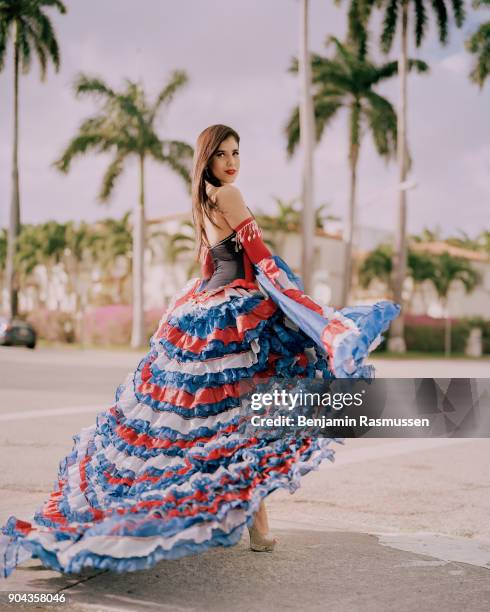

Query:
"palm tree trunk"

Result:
[[443, 297, 451, 358], [342, 147, 358, 307], [131, 154, 146, 348], [4, 25, 21, 318], [298, 0, 315, 295], [341, 103, 360, 307], [388, 1, 409, 353]]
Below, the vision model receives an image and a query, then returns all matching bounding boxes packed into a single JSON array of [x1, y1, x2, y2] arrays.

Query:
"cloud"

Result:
[[439, 51, 472, 76], [0, 0, 488, 239]]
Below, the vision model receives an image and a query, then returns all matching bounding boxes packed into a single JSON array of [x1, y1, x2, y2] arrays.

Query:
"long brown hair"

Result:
[[191, 124, 240, 263]]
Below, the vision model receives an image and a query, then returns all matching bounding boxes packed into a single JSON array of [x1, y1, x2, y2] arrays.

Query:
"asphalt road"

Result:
[[0, 346, 489, 611]]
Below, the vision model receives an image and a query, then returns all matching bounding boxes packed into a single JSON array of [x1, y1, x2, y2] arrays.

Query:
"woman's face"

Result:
[[208, 136, 240, 185]]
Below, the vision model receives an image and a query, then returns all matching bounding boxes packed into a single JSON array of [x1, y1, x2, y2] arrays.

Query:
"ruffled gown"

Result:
[[0, 229, 400, 577]]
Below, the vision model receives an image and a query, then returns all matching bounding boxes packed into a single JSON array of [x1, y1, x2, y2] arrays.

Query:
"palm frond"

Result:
[[364, 90, 397, 158], [466, 21, 490, 88], [407, 58, 430, 73], [414, 0, 428, 47], [0, 19, 10, 70], [311, 52, 353, 89], [17, 23, 32, 74], [98, 152, 127, 202], [431, 0, 449, 44], [151, 70, 188, 121], [0, 0, 65, 78], [35, 11, 61, 71], [73, 73, 117, 100], [373, 58, 429, 84], [162, 139, 194, 160], [158, 154, 192, 188], [371, 59, 398, 82], [53, 134, 108, 172], [114, 92, 147, 135], [30, 26, 48, 79], [288, 56, 299, 74], [334, 0, 373, 59], [152, 139, 193, 188], [451, 0, 465, 27], [380, 0, 399, 53], [313, 93, 343, 142], [359, 243, 393, 289], [326, 35, 354, 66], [284, 106, 300, 157], [40, 1, 67, 14]]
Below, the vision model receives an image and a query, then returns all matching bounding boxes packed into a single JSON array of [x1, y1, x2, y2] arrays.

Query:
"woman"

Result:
[[0, 124, 400, 577]]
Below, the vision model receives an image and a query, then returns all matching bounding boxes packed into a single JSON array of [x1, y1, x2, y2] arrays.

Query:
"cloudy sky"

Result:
[[0, 0, 488, 239]]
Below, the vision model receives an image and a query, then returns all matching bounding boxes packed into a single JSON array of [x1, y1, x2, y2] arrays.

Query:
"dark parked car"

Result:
[[0, 317, 37, 349]]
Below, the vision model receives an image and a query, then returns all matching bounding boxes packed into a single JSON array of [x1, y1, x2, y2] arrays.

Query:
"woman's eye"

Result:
[[233, 151, 239, 156]]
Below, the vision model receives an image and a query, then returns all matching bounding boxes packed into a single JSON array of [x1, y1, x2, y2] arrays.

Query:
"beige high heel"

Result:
[[248, 524, 277, 552]]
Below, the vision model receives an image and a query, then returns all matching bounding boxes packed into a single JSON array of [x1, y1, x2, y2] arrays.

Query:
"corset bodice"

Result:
[[204, 232, 245, 290]]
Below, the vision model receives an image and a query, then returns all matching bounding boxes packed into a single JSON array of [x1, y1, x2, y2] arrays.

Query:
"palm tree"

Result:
[[0, 0, 66, 318], [360, 244, 479, 355], [14, 221, 66, 310], [431, 253, 479, 357], [0, 0, 66, 316], [466, 0, 490, 88], [256, 197, 337, 256], [37, 220, 67, 309], [359, 243, 393, 290], [54, 71, 193, 347], [411, 226, 443, 244], [364, 0, 465, 352], [445, 229, 480, 250], [166, 220, 201, 280], [474, 230, 490, 253], [360, 242, 437, 294], [94, 213, 133, 303], [0, 229, 6, 288], [334, 0, 374, 60], [257, 197, 301, 255], [63, 221, 100, 343], [14, 223, 44, 308], [286, 36, 427, 306]]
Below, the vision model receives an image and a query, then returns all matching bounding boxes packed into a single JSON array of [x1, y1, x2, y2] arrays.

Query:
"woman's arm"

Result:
[[215, 185, 272, 264]]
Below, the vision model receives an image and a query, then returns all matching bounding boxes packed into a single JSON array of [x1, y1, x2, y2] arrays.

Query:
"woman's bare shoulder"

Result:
[[214, 185, 250, 226], [214, 184, 246, 208]]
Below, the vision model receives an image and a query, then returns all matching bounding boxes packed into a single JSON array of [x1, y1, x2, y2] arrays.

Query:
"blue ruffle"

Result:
[[1, 251, 398, 579]]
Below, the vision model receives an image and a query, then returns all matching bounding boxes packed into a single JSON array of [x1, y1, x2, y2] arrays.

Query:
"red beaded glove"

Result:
[[232, 216, 272, 264]]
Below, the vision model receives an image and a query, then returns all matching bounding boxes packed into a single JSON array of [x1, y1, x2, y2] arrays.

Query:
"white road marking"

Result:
[[0, 405, 103, 422], [0, 409, 474, 467], [374, 532, 490, 569], [326, 437, 474, 468]]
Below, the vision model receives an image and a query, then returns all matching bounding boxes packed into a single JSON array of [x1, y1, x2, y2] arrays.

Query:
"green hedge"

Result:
[[405, 322, 469, 353], [376, 316, 490, 354]]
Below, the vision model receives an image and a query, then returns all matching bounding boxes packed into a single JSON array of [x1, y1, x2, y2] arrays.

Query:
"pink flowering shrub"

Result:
[[24, 305, 166, 346], [25, 309, 76, 343], [82, 305, 165, 346]]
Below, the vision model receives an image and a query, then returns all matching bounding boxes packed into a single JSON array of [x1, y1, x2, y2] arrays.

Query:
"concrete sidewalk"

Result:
[[1, 348, 489, 611], [2, 528, 490, 612], [2, 436, 489, 612]]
